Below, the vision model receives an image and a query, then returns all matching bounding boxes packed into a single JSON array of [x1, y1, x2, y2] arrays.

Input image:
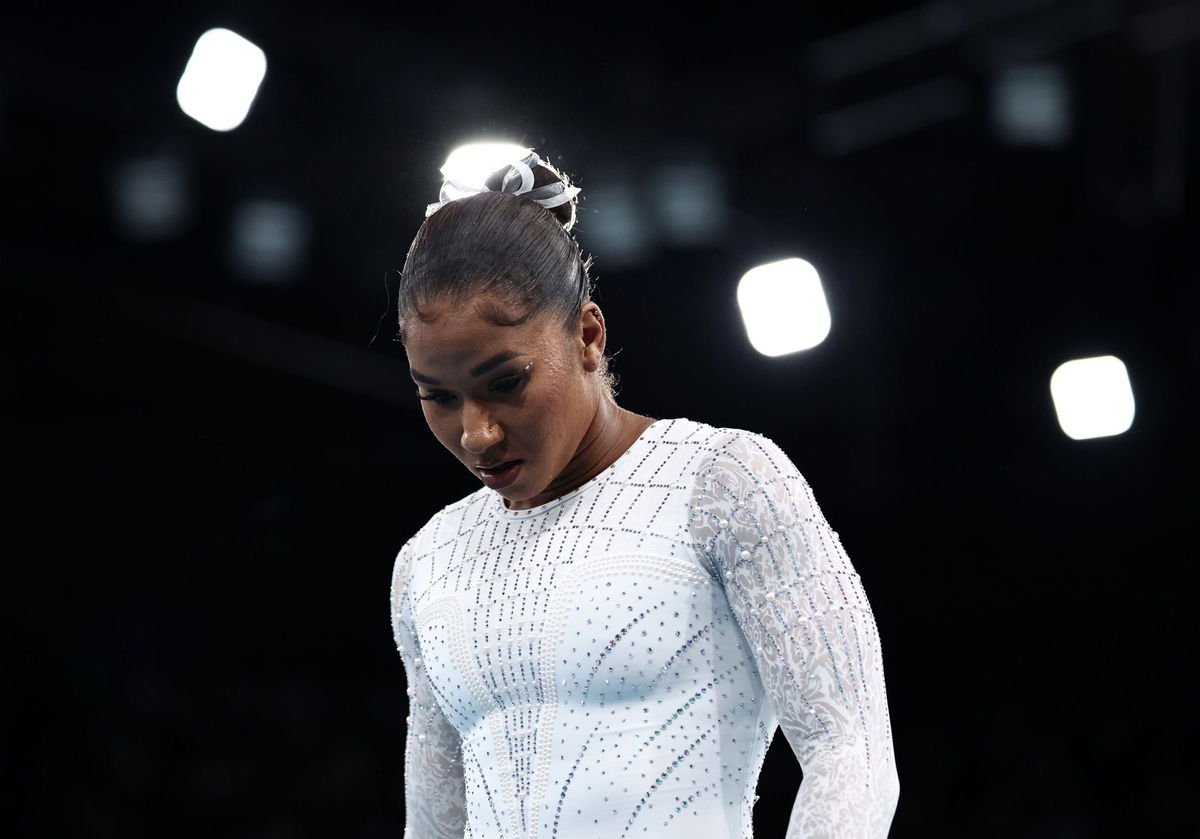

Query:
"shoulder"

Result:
[[641, 418, 804, 492], [391, 485, 494, 591], [685, 422, 802, 485]]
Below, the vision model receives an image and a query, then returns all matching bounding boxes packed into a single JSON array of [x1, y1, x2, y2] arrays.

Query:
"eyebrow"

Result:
[[410, 351, 525, 386]]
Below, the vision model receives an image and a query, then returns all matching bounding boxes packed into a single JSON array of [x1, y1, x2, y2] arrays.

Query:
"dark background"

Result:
[[4, 1, 1198, 837]]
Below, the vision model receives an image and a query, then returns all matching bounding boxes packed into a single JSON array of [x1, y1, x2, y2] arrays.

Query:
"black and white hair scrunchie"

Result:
[[425, 151, 581, 218]]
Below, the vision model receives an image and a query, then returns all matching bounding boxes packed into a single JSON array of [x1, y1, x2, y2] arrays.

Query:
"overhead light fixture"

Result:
[[229, 199, 309, 282], [176, 28, 267, 132], [737, 258, 832, 357], [1049, 355, 1135, 440], [439, 142, 532, 195]]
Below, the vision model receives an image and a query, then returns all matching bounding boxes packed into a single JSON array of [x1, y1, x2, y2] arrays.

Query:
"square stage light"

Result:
[[1049, 355, 1136, 440], [176, 28, 267, 132]]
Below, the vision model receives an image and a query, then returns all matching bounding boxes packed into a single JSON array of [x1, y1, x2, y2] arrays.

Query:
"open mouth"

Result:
[[476, 460, 523, 490]]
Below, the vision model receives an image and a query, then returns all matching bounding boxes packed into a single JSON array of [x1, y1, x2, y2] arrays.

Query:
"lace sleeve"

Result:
[[689, 432, 900, 838], [391, 542, 467, 839]]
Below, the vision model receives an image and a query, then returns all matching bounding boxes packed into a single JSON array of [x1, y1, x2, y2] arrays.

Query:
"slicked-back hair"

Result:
[[397, 176, 591, 334]]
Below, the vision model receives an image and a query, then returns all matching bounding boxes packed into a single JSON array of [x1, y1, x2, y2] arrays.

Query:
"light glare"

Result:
[[992, 63, 1071, 146], [580, 181, 651, 267], [112, 155, 188, 239], [229, 199, 309, 282], [440, 143, 531, 194], [1049, 355, 1136, 440], [737, 258, 831, 357], [652, 163, 726, 245], [176, 28, 267, 132]]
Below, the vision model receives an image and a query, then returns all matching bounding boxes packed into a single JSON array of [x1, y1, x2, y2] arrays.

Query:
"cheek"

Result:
[[524, 382, 577, 445], [421, 405, 462, 452]]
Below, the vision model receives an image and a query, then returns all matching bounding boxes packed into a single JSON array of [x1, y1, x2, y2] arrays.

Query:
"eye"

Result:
[[490, 374, 526, 395], [490, 361, 534, 396], [417, 389, 456, 407]]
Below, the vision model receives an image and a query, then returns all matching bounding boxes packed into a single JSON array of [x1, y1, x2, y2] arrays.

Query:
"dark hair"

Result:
[[395, 157, 615, 395], [397, 158, 593, 333]]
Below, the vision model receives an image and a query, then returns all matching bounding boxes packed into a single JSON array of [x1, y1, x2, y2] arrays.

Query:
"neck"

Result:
[[507, 397, 655, 510]]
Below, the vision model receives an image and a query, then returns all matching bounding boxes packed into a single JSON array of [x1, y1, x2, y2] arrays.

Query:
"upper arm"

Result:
[[391, 543, 467, 839]]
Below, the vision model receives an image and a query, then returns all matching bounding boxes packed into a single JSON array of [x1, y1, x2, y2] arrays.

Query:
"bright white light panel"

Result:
[[737, 258, 832, 357], [176, 28, 267, 132], [1049, 355, 1136, 440]]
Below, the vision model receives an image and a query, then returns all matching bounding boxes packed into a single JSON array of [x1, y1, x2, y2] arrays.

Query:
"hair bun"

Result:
[[482, 151, 579, 231]]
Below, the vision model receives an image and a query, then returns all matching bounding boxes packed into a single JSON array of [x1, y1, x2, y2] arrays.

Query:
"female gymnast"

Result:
[[389, 150, 899, 838]]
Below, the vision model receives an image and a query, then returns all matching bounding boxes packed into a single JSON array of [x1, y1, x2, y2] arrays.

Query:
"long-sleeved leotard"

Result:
[[390, 418, 898, 838]]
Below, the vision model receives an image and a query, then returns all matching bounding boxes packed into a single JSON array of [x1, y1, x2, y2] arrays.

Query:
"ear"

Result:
[[578, 303, 606, 373]]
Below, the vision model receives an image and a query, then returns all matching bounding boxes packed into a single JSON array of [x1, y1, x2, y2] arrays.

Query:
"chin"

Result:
[[498, 484, 533, 504], [498, 476, 547, 508]]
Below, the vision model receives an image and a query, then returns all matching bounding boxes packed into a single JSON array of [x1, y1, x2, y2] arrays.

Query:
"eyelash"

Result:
[[418, 372, 528, 406]]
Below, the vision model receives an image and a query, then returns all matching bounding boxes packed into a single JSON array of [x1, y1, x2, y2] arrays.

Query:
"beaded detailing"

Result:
[[688, 431, 900, 838], [391, 419, 898, 838], [391, 546, 467, 838]]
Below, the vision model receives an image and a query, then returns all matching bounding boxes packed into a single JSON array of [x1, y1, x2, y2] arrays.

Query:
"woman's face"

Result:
[[403, 292, 603, 510]]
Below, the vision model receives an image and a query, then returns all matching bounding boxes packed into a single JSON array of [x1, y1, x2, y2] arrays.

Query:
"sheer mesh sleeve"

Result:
[[391, 542, 467, 838], [688, 432, 900, 838]]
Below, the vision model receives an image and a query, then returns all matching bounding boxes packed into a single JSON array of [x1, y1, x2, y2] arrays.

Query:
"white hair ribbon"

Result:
[[500, 157, 536, 194], [425, 151, 580, 218]]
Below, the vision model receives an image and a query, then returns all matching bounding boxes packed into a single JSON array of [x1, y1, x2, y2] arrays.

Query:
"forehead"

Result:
[[404, 296, 562, 369]]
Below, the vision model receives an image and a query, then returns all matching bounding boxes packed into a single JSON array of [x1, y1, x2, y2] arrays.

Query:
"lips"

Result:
[[476, 459, 523, 490]]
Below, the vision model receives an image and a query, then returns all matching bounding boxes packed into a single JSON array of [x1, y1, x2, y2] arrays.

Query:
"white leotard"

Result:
[[391, 418, 899, 838]]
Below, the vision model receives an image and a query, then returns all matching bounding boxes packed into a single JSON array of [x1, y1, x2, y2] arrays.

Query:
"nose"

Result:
[[460, 400, 504, 454]]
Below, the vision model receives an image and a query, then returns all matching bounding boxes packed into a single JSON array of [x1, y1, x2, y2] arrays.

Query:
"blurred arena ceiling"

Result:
[[2, 0, 1196, 429]]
